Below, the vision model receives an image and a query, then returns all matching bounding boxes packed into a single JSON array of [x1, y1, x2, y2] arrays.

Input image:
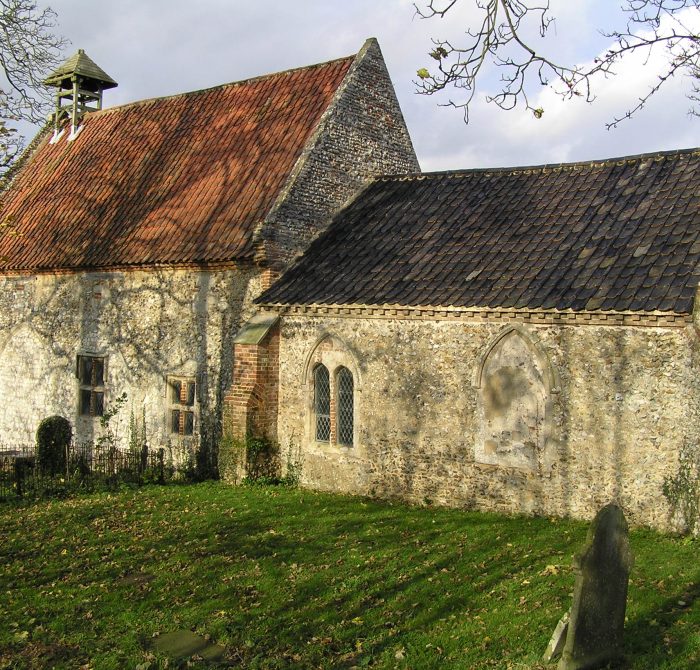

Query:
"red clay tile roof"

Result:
[[258, 148, 700, 314], [0, 55, 354, 270]]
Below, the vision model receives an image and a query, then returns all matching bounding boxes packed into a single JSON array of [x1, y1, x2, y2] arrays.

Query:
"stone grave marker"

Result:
[[151, 630, 226, 663], [543, 610, 569, 664], [557, 503, 633, 670]]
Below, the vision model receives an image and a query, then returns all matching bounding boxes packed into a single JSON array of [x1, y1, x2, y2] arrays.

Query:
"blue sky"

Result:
[[36, 0, 700, 171]]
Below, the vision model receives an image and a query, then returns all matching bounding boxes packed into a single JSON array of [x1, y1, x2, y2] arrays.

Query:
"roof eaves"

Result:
[[254, 300, 692, 320]]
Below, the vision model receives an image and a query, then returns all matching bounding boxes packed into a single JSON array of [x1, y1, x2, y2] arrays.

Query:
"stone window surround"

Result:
[[473, 325, 561, 473], [166, 375, 198, 437], [303, 334, 362, 451], [76, 352, 107, 417]]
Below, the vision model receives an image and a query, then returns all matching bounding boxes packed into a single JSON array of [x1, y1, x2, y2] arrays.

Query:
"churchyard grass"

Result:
[[1, 482, 698, 669]]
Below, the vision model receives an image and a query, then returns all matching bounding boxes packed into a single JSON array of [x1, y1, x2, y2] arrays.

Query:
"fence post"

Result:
[[158, 448, 165, 484], [139, 442, 148, 476]]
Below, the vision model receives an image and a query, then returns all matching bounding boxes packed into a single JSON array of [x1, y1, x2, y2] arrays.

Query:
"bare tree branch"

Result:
[[414, 0, 700, 125], [0, 0, 66, 172]]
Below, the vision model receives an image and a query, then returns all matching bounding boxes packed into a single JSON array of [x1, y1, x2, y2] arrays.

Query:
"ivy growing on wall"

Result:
[[663, 441, 700, 534]]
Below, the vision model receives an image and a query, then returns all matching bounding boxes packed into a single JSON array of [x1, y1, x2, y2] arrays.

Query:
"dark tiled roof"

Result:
[[259, 148, 700, 314], [0, 55, 354, 270]]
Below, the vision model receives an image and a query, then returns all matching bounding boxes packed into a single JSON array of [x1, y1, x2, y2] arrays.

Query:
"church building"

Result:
[[236, 149, 700, 531], [1, 39, 698, 531]]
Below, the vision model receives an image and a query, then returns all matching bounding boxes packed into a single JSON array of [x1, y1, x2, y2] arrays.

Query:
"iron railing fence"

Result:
[[0, 443, 168, 501]]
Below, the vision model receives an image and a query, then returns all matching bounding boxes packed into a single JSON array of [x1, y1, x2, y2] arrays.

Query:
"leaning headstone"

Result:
[[543, 610, 569, 664], [558, 503, 633, 670]]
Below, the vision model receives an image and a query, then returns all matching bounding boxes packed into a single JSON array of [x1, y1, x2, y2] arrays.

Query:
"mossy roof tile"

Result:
[[259, 148, 700, 314]]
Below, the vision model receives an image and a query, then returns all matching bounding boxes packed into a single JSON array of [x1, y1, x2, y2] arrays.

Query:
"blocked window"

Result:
[[337, 367, 354, 446], [169, 378, 196, 436], [77, 355, 105, 417], [475, 328, 548, 470], [314, 364, 331, 442]]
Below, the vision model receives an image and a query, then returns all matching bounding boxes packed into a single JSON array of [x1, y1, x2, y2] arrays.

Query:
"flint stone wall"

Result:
[[275, 314, 700, 530], [260, 38, 420, 269], [0, 266, 262, 450]]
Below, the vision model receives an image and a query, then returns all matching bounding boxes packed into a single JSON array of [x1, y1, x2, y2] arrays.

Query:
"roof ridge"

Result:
[[374, 146, 700, 182], [88, 52, 356, 118]]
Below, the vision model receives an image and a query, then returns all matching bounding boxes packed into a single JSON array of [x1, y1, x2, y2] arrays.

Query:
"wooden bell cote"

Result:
[[43, 49, 117, 140]]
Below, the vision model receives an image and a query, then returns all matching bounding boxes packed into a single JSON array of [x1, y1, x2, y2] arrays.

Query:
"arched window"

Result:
[[305, 335, 361, 448], [336, 366, 354, 446], [314, 364, 331, 441]]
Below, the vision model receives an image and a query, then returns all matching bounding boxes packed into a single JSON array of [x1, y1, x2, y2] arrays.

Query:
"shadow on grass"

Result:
[[4, 484, 698, 669], [137, 488, 584, 666], [624, 579, 700, 667]]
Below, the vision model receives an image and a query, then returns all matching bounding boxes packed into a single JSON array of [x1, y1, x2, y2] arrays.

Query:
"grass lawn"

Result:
[[1, 482, 698, 669]]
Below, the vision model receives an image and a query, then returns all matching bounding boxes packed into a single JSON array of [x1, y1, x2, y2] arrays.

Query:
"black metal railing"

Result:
[[0, 443, 169, 501]]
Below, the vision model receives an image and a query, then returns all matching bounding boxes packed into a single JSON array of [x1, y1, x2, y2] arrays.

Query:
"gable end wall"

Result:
[[259, 38, 420, 269]]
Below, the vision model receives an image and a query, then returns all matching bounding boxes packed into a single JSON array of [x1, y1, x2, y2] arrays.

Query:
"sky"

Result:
[[32, 0, 700, 172]]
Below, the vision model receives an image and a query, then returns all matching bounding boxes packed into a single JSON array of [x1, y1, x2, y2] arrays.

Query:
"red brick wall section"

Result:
[[260, 269, 281, 293], [224, 325, 280, 441]]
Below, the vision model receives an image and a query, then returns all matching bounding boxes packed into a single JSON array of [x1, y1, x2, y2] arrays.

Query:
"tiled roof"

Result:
[[259, 148, 700, 314], [0, 54, 354, 270]]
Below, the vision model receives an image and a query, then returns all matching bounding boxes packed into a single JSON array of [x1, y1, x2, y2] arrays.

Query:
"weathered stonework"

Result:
[[475, 326, 556, 471], [258, 38, 420, 269], [0, 40, 419, 458], [273, 314, 700, 530], [0, 265, 262, 451]]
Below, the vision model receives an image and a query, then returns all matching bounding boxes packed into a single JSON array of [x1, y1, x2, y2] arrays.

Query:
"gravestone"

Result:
[[543, 611, 569, 664], [151, 630, 226, 663], [557, 503, 633, 670]]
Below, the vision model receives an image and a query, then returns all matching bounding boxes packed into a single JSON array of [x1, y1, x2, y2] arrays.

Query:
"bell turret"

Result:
[[43, 49, 117, 139]]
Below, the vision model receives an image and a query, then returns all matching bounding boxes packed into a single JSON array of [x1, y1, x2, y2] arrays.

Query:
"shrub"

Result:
[[245, 434, 278, 481], [218, 432, 280, 484], [36, 415, 72, 475], [663, 440, 700, 534]]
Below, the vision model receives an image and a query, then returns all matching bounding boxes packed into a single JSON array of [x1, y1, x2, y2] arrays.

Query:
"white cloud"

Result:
[[29, 0, 700, 170]]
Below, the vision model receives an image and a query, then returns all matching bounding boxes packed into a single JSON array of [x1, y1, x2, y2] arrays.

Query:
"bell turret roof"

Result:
[[43, 48, 117, 89]]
